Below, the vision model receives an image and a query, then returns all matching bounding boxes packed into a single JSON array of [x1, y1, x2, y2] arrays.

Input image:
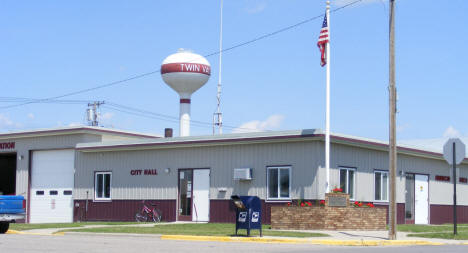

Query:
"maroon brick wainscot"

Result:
[[73, 200, 176, 222]]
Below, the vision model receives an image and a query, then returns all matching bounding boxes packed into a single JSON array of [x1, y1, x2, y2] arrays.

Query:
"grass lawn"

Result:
[[407, 232, 468, 240], [397, 224, 468, 233], [10, 222, 142, 231], [397, 224, 468, 240], [61, 223, 329, 238]]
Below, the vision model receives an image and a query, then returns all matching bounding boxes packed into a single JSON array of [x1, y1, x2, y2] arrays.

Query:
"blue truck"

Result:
[[0, 195, 26, 233]]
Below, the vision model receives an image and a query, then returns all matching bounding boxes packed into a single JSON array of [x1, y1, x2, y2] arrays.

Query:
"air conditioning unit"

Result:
[[233, 168, 253, 180]]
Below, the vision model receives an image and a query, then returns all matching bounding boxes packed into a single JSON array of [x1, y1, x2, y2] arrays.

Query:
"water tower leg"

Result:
[[179, 98, 191, 137]]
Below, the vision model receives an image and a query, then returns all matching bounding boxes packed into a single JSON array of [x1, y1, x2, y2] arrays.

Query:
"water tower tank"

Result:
[[161, 49, 211, 137]]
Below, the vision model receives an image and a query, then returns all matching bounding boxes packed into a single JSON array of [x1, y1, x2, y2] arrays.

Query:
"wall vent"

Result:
[[233, 168, 253, 180]]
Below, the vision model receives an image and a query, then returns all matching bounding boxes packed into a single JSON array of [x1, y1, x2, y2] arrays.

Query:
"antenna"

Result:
[[87, 101, 105, 126], [213, 0, 224, 135]]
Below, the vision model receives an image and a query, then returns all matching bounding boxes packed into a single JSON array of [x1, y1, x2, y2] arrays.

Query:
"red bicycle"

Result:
[[135, 201, 162, 222]]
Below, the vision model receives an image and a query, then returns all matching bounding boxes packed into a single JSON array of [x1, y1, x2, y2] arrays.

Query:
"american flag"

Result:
[[317, 13, 329, 67]]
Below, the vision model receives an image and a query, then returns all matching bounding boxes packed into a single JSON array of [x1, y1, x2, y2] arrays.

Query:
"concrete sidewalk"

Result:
[[7, 224, 468, 246]]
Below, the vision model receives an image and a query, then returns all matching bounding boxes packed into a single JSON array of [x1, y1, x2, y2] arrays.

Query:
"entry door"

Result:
[[30, 150, 75, 223], [414, 174, 429, 224], [178, 169, 210, 222], [192, 169, 210, 222]]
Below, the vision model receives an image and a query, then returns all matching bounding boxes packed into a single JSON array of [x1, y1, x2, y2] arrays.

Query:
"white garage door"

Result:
[[30, 150, 75, 223]]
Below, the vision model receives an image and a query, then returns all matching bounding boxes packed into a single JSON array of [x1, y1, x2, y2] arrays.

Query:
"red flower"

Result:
[[331, 187, 344, 193], [320, 200, 325, 204], [287, 202, 291, 206], [354, 201, 359, 205], [300, 202, 305, 207]]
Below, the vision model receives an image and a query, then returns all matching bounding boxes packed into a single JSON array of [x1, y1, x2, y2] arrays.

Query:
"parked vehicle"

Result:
[[0, 195, 26, 233]]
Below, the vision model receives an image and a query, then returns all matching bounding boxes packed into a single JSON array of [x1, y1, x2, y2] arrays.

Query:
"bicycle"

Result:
[[135, 201, 162, 222]]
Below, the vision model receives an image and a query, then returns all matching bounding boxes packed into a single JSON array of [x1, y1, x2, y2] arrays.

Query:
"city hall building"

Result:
[[1, 126, 467, 224]]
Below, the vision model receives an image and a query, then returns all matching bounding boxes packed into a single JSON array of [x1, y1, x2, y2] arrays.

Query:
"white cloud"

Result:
[[399, 126, 467, 155], [0, 114, 22, 129], [101, 112, 114, 120], [443, 126, 460, 138], [68, 122, 83, 127], [27, 113, 35, 120], [245, 1, 267, 14], [0, 114, 15, 127], [232, 114, 285, 133]]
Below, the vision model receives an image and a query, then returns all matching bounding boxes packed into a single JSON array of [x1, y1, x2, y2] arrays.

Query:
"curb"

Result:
[[6, 229, 64, 236], [6, 229, 23, 235], [62, 231, 162, 238], [160, 235, 446, 246]]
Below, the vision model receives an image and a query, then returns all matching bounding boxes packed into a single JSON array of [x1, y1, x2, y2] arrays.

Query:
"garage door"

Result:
[[30, 150, 75, 223]]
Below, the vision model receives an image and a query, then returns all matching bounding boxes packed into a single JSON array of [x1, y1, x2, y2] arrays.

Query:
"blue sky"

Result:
[[1, 0, 467, 145]]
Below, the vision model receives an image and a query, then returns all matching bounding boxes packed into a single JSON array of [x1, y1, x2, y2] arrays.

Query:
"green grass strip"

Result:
[[61, 223, 328, 238], [397, 224, 468, 233], [10, 222, 143, 231], [408, 231, 468, 240]]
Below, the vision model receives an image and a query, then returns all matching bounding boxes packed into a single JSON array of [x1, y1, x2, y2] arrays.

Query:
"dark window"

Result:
[[267, 167, 291, 200], [339, 167, 356, 199], [63, 190, 72, 195], [49, 190, 58, 195], [36, 191, 44, 195], [95, 172, 112, 200], [374, 171, 388, 201]]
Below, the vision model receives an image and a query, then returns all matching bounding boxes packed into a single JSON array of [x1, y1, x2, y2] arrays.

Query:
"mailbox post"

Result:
[[231, 195, 262, 237]]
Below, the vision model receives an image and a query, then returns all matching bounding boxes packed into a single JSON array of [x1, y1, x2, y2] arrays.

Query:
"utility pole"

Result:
[[87, 101, 105, 126], [388, 0, 397, 240]]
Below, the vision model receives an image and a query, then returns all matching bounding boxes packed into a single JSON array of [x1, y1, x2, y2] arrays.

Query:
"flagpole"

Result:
[[325, 0, 331, 194]]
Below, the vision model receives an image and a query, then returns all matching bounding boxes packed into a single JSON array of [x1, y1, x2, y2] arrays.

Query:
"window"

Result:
[[374, 171, 388, 201], [339, 167, 355, 199], [267, 166, 291, 200], [95, 172, 112, 201]]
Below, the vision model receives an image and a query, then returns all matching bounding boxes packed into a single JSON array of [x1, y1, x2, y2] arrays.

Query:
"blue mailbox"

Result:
[[231, 195, 262, 237]]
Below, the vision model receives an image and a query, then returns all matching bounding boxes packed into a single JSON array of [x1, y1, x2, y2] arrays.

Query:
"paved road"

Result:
[[1, 234, 467, 253]]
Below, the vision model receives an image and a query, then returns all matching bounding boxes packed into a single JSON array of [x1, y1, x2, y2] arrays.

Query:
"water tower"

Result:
[[161, 49, 211, 137]]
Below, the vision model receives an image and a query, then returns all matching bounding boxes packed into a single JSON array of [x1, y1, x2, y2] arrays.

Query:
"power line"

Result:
[[0, 70, 160, 110], [0, 0, 364, 111], [0, 96, 275, 132], [0, 97, 93, 104], [104, 102, 261, 132]]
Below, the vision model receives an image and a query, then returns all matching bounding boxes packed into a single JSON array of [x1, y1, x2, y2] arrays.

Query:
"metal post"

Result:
[[388, 0, 397, 240], [214, 0, 224, 135], [325, 0, 331, 194], [85, 190, 89, 221], [453, 142, 457, 235]]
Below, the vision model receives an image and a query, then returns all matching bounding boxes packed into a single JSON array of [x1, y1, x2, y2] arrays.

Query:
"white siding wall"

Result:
[[75, 141, 324, 200], [329, 143, 468, 205], [74, 138, 468, 205]]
